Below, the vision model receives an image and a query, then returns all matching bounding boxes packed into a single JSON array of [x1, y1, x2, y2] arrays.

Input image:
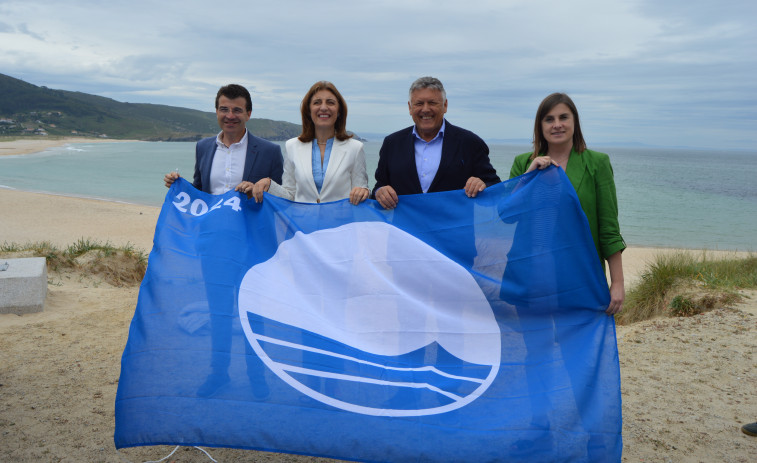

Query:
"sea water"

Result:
[[0, 141, 755, 251]]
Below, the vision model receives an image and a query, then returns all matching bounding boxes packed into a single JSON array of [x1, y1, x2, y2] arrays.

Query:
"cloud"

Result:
[[0, 0, 755, 149], [16, 23, 44, 41]]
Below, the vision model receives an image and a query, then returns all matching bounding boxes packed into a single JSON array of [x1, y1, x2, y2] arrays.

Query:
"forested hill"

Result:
[[0, 73, 301, 141]]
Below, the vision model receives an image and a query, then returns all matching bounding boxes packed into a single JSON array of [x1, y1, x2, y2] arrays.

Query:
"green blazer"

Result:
[[510, 149, 626, 265]]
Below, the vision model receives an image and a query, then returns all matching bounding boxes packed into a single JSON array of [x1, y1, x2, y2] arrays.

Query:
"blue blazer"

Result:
[[372, 120, 500, 197], [192, 132, 284, 193]]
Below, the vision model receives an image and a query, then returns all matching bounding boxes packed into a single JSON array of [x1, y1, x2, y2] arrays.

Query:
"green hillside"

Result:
[[0, 73, 301, 141]]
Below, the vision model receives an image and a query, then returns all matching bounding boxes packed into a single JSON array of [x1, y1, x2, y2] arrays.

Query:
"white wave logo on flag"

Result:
[[239, 222, 501, 416]]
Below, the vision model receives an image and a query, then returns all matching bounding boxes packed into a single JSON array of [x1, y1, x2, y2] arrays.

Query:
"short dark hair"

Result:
[[298, 81, 352, 142], [215, 84, 252, 112], [531, 92, 586, 159]]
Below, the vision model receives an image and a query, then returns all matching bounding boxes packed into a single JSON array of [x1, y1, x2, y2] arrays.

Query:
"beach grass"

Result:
[[0, 238, 147, 286], [3, 240, 755, 326], [617, 251, 757, 324]]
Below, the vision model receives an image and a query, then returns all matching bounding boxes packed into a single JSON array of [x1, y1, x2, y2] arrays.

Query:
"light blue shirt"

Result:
[[412, 121, 445, 193], [311, 138, 333, 193]]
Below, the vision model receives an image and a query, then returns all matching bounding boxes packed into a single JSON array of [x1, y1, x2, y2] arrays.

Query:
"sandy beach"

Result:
[[1, 141, 755, 462], [0, 137, 134, 157]]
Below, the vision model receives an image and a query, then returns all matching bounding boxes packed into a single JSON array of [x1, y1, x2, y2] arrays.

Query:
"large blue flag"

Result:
[[115, 167, 622, 462]]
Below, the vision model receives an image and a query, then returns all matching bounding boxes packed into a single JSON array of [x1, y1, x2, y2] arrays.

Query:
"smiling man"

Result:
[[372, 77, 500, 209], [164, 84, 283, 194], [161, 84, 284, 398]]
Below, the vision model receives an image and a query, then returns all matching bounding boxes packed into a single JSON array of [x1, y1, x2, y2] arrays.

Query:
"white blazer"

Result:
[[268, 137, 369, 203]]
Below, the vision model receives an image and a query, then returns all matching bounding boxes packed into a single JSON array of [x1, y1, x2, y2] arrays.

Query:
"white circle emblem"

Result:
[[239, 222, 501, 416]]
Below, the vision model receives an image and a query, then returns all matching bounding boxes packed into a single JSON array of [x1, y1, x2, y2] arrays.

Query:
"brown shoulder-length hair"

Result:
[[531, 92, 586, 160], [298, 81, 353, 143]]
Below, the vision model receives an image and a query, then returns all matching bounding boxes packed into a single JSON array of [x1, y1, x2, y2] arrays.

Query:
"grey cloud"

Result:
[[17, 23, 44, 41], [0, 1, 755, 149]]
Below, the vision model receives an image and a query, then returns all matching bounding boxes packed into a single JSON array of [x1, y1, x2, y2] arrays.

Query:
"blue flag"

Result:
[[114, 167, 622, 462]]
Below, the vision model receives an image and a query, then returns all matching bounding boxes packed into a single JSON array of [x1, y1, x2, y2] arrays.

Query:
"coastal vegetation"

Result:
[[0, 239, 146, 287], [617, 251, 757, 324], [0, 73, 300, 141], [2, 240, 754, 324]]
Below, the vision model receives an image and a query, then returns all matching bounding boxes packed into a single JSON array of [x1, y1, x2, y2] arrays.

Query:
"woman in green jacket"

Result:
[[510, 93, 626, 315]]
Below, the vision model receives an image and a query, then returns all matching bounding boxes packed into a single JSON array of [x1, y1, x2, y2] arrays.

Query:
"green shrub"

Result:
[[618, 252, 756, 324], [0, 238, 147, 286], [669, 295, 698, 317]]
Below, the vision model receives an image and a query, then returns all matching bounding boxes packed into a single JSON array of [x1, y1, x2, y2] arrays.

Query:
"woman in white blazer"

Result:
[[250, 81, 370, 204]]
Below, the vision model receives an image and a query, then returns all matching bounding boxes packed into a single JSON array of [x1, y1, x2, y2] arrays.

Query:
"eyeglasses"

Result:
[[218, 106, 246, 115]]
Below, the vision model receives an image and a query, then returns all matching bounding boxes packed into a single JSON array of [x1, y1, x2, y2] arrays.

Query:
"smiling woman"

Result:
[[510, 92, 626, 315], [252, 81, 370, 205]]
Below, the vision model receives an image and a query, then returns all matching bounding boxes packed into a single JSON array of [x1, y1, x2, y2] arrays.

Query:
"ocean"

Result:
[[1, 140, 755, 251]]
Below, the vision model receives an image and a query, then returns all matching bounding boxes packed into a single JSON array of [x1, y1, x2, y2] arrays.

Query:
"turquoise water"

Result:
[[1, 141, 755, 251]]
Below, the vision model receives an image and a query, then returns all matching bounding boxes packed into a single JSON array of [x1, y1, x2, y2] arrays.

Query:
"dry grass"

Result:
[[5, 241, 754, 326], [617, 251, 757, 325], [0, 238, 146, 287]]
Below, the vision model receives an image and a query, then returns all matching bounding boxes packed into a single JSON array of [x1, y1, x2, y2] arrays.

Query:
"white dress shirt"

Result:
[[208, 130, 248, 194]]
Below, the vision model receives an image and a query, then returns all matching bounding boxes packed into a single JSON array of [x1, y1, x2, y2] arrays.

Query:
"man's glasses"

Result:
[[218, 107, 246, 115]]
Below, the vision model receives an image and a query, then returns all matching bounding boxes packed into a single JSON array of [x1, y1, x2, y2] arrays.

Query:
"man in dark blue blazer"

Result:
[[164, 84, 283, 193], [162, 84, 283, 397], [372, 77, 500, 209]]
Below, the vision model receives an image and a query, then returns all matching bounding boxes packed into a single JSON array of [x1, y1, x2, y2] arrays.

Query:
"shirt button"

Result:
[[316, 199, 321, 203]]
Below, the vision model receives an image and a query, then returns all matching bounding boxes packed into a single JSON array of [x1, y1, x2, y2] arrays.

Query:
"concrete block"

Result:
[[0, 257, 48, 315]]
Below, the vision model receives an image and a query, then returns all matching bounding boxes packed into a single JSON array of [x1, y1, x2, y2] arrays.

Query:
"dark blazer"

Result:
[[372, 120, 500, 197], [193, 132, 284, 193]]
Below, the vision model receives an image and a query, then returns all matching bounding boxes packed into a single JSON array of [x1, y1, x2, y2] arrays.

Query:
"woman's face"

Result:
[[541, 103, 574, 146], [310, 89, 339, 132]]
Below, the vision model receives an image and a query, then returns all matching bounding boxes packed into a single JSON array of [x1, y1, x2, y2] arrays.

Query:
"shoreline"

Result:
[[0, 136, 137, 156], [0, 188, 752, 286], [0, 188, 160, 253], [2, 137, 755, 253], [0, 184, 156, 207]]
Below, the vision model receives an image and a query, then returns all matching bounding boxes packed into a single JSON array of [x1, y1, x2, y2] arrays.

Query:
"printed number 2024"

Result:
[[172, 192, 242, 216]]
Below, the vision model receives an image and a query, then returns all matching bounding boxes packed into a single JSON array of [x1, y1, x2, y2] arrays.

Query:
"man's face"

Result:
[[216, 95, 251, 142], [408, 88, 447, 141]]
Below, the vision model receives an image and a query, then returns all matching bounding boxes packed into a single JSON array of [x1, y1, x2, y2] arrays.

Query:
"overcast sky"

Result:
[[1, 0, 755, 149]]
